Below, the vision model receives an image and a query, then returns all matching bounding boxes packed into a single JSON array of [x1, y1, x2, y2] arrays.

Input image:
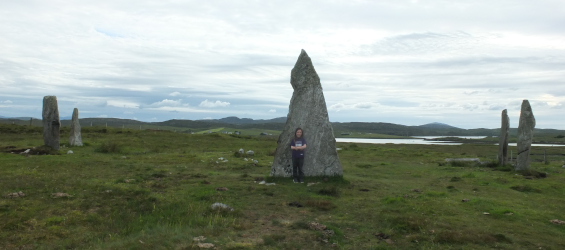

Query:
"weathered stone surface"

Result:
[[270, 50, 343, 177], [498, 109, 510, 166], [42, 96, 60, 150], [69, 108, 83, 146], [516, 100, 536, 171]]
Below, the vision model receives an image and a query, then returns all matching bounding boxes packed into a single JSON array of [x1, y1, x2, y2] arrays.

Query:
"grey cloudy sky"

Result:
[[1, 0, 565, 129]]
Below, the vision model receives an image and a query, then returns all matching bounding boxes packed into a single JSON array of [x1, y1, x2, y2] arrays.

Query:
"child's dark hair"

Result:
[[294, 127, 303, 142]]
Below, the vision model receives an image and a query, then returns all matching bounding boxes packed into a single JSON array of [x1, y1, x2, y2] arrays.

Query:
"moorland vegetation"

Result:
[[1, 124, 565, 249]]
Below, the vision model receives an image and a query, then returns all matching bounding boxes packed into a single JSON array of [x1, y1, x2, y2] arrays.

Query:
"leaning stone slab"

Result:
[[270, 50, 343, 177], [42, 96, 60, 150], [445, 158, 481, 163], [69, 108, 83, 146], [516, 100, 536, 171], [498, 109, 510, 166]]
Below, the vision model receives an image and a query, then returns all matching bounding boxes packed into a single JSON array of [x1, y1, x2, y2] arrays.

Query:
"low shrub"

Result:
[[304, 200, 336, 211], [318, 186, 340, 197], [96, 141, 122, 153]]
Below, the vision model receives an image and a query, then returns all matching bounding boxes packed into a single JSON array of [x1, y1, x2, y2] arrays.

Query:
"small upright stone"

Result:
[[516, 100, 536, 171], [69, 108, 83, 146], [270, 50, 342, 177], [497, 109, 510, 166], [42, 96, 60, 150]]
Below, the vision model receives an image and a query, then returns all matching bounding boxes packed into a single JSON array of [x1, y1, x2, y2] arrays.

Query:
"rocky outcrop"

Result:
[[42, 96, 60, 150], [270, 50, 342, 177], [497, 109, 509, 166], [69, 108, 83, 146], [516, 100, 535, 171]]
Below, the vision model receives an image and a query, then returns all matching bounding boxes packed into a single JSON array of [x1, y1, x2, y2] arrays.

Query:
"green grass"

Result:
[[1, 124, 565, 249]]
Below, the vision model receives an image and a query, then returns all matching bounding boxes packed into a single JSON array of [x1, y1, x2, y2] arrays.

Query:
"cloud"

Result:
[[353, 102, 377, 109], [144, 99, 185, 108], [328, 103, 346, 112], [169, 91, 181, 97], [199, 99, 230, 108], [268, 109, 276, 113], [1, 100, 13, 104], [98, 114, 108, 118]]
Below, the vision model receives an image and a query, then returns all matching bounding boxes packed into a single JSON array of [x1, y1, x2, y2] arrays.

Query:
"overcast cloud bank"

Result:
[[1, 0, 564, 129]]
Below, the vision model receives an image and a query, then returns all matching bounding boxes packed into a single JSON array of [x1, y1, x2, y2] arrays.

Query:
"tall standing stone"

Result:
[[42, 96, 60, 150], [270, 50, 343, 177], [516, 100, 536, 171], [69, 108, 83, 146], [497, 109, 510, 166]]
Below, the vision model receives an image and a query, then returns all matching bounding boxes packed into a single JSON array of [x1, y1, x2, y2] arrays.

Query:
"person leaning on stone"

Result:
[[290, 127, 307, 183]]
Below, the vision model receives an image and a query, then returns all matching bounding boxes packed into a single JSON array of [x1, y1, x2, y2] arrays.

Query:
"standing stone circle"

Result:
[[270, 50, 343, 177], [497, 109, 510, 166], [42, 96, 60, 150], [516, 100, 536, 171], [69, 108, 83, 146]]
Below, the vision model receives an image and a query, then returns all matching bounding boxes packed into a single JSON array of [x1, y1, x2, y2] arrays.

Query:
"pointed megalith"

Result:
[[270, 50, 343, 177], [497, 109, 510, 166], [69, 108, 83, 146], [516, 100, 536, 171], [42, 96, 61, 150]]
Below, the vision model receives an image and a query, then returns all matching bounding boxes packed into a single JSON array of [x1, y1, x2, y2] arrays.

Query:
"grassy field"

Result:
[[1, 124, 565, 249]]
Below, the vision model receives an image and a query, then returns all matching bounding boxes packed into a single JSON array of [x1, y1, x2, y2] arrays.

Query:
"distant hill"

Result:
[[2, 116, 565, 136], [208, 116, 286, 124], [418, 122, 459, 129]]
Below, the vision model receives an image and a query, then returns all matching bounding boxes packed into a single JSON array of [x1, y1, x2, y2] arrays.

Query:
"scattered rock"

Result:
[[193, 236, 206, 242], [104, 190, 112, 193], [244, 158, 248, 161], [211, 202, 234, 211], [258, 181, 266, 185], [215, 187, 228, 191], [121, 156, 127, 159], [43, 95, 61, 150], [6, 191, 25, 198], [462, 199, 470, 202], [246, 150, 254, 156], [265, 183, 276, 186], [20, 149, 30, 154], [483, 212, 490, 215], [254, 177, 264, 182], [516, 99, 536, 171], [51, 192, 72, 198], [270, 50, 343, 177], [253, 160, 258, 164], [218, 157, 224, 161], [308, 182, 320, 187], [67, 150, 73, 154], [309, 222, 327, 231], [550, 219, 565, 225], [445, 158, 480, 163], [323, 230, 335, 237], [69, 108, 83, 146], [375, 232, 393, 244], [239, 148, 244, 154], [288, 201, 303, 207], [197, 243, 215, 249]]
